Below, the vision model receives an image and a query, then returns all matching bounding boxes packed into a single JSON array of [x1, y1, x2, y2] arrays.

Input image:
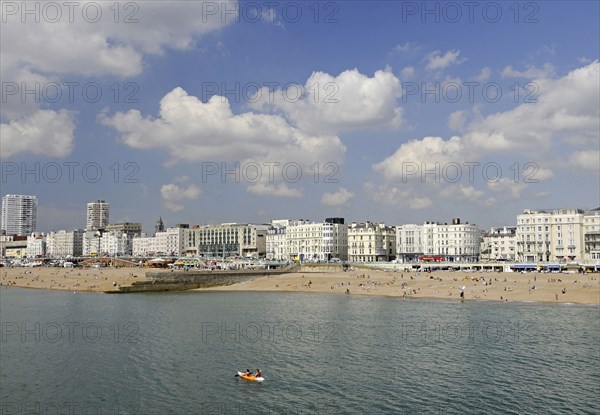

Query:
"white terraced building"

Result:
[[132, 235, 158, 257], [584, 208, 600, 262], [348, 221, 396, 262], [266, 219, 310, 260], [46, 229, 84, 257], [516, 208, 585, 263], [26, 233, 46, 258], [183, 223, 269, 258], [286, 218, 348, 261], [99, 231, 133, 256], [396, 224, 424, 263], [133, 225, 189, 257], [396, 218, 481, 262], [480, 226, 517, 262]]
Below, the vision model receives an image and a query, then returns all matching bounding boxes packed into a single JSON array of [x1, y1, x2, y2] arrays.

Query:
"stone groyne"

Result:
[[108, 266, 299, 293], [298, 263, 350, 273]]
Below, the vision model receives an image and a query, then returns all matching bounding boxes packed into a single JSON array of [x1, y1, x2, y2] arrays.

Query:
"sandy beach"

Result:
[[1, 266, 599, 304], [0, 267, 144, 292], [196, 269, 600, 304]]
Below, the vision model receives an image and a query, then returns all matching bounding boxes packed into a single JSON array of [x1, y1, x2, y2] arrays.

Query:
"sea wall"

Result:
[[298, 263, 349, 273], [110, 266, 298, 293]]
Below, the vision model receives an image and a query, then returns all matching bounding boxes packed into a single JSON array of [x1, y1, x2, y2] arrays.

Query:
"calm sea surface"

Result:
[[1, 288, 598, 414]]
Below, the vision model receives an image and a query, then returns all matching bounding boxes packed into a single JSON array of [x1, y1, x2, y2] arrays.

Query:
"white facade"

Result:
[[266, 227, 287, 260], [348, 222, 396, 262], [396, 224, 424, 262], [480, 226, 517, 261], [190, 223, 269, 258], [86, 200, 110, 231], [266, 219, 309, 260], [584, 208, 600, 262], [47, 229, 84, 257], [161, 226, 188, 256], [132, 236, 158, 257], [395, 218, 480, 262], [1, 194, 37, 236], [516, 208, 585, 262], [83, 229, 131, 256], [423, 219, 480, 261], [286, 220, 348, 261], [100, 231, 132, 256], [26, 233, 46, 258], [83, 231, 101, 256], [133, 225, 189, 257]]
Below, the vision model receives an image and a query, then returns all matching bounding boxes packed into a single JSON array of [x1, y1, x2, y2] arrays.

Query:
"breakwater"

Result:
[[298, 263, 349, 273], [108, 266, 299, 293]]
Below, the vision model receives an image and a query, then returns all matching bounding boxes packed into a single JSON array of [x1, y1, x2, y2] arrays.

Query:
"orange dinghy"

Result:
[[237, 371, 264, 382]]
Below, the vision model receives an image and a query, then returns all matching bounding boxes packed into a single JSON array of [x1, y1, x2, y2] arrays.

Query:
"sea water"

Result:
[[1, 288, 598, 414]]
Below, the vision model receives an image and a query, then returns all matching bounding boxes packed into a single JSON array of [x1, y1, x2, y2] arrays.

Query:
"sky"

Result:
[[1, 0, 599, 233]]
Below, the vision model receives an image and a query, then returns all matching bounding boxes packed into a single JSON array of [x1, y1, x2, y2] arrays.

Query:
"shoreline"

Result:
[[2, 267, 599, 305], [193, 270, 600, 305]]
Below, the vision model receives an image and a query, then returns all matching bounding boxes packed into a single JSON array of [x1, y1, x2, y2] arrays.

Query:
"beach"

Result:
[[2, 266, 598, 304], [197, 269, 600, 304], [0, 267, 144, 292]]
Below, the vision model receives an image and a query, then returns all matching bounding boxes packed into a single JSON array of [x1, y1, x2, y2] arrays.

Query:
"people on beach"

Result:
[[460, 285, 466, 299]]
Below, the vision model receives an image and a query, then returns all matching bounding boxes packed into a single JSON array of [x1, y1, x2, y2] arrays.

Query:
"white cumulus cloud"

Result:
[[248, 68, 404, 134], [425, 50, 463, 71], [1, 109, 75, 158], [160, 182, 201, 212], [321, 188, 355, 206], [501, 63, 555, 79]]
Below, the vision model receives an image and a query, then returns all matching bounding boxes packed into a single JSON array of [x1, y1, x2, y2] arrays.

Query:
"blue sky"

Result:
[[1, 0, 599, 233]]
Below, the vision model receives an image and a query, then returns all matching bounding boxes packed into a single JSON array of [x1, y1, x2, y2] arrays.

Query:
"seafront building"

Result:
[[1, 194, 38, 236], [99, 231, 133, 256], [46, 229, 84, 257], [132, 235, 157, 257], [3, 195, 599, 266], [516, 208, 585, 262], [86, 200, 110, 231], [179, 223, 269, 258], [286, 218, 348, 261], [105, 222, 142, 238], [422, 218, 481, 262], [395, 218, 481, 263], [26, 233, 46, 258], [583, 208, 600, 262], [266, 219, 310, 260], [395, 224, 424, 262], [348, 221, 396, 262], [480, 226, 517, 262], [153, 224, 189, 256], [132, 225, 188, 257], [1, 236, 27, 258]]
